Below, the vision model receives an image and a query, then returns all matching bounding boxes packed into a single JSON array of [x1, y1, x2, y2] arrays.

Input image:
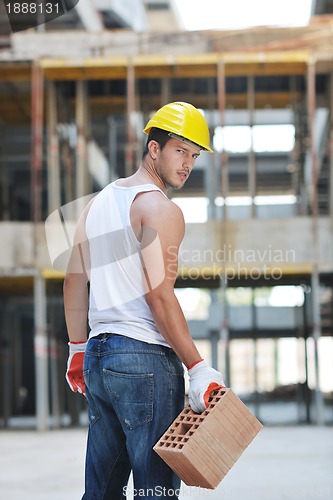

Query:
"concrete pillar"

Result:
[[0, 300, 12, 427], [209, 290, 220, 371], [251, 288, 260, 419], [248, 76, 256, 218], [307, 59, 325, 425], [34, 274, 49, 431], [329, 73, 333, 219], [75, 80, 90, 216], [273, 338, 279, 387], [217, 58, 230, 386], [206, 77, 218, 220], [205, 150, 218, 220], [47, 81, 61, 214], [311, 270, 325, 425], [161, 77, 170, 106], [108, 116, 118, 181], [0, 126, 10, 220], [302, 289, 311, 423], [290, 75, 303, 215], [307, 60, 319, 217], [49, 298, 61, 428], [31, 60, 44, 227], [219, 276, 230, 387], [126, 62, 136, 177], [210, 330, 220, 372], [217, 59, 229, 219]]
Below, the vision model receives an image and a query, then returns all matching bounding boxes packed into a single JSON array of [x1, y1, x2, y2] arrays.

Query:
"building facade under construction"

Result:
[[0, 0, 333, 430]]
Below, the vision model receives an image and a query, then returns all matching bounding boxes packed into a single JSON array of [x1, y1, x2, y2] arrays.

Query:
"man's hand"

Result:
[[188, 359, 225, 413], [65, 341, 87, 396]]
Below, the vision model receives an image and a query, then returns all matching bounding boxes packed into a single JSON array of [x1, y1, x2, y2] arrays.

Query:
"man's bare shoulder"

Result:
[[134, 190, 184, 222]]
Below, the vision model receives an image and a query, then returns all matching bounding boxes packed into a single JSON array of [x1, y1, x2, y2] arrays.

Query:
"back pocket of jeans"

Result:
[[103, 368, 154, 430]]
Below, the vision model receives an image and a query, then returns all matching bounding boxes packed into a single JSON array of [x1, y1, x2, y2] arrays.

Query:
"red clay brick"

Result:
[[153, 387, 263, 489]]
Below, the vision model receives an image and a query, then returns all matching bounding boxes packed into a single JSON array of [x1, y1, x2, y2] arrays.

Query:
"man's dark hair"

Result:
[[142, 127, 171, 159]]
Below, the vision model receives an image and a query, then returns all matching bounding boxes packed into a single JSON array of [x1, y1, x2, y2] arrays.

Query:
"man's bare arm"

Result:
[[63, 205, 92, 343], [137, 193, 202, 368]]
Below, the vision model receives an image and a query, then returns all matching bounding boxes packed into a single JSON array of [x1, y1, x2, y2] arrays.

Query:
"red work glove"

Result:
[[188, 359, 225, 413], [65, 341, 87, 396]]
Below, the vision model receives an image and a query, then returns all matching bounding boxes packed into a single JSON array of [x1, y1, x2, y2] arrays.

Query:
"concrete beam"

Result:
[[1, 217, 333, 275]]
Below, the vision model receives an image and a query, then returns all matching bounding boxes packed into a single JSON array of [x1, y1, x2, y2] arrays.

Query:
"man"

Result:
[[64, 101, 224, 499]]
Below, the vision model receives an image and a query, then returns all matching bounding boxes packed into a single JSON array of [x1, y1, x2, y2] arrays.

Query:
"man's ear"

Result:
[[148, 140, 159, 160]]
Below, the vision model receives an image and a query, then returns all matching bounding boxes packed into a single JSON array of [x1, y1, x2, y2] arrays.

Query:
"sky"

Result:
[[172, 0, 314, 31]]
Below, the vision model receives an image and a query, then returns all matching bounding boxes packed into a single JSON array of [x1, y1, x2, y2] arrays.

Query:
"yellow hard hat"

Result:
[[143, 101, 213, 152]]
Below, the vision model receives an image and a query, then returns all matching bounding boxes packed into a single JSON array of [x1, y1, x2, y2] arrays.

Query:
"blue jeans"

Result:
[[82, 333, 185, 499]]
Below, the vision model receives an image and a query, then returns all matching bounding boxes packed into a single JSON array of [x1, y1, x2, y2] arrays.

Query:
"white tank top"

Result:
[[85, 180, 170, 347]]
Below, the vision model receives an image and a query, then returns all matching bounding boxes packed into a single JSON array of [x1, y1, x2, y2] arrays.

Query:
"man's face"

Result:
[[156, 138, 200, 190]]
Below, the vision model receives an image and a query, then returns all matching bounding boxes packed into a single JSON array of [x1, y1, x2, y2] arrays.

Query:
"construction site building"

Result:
[[0, 0, 333, 430]]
